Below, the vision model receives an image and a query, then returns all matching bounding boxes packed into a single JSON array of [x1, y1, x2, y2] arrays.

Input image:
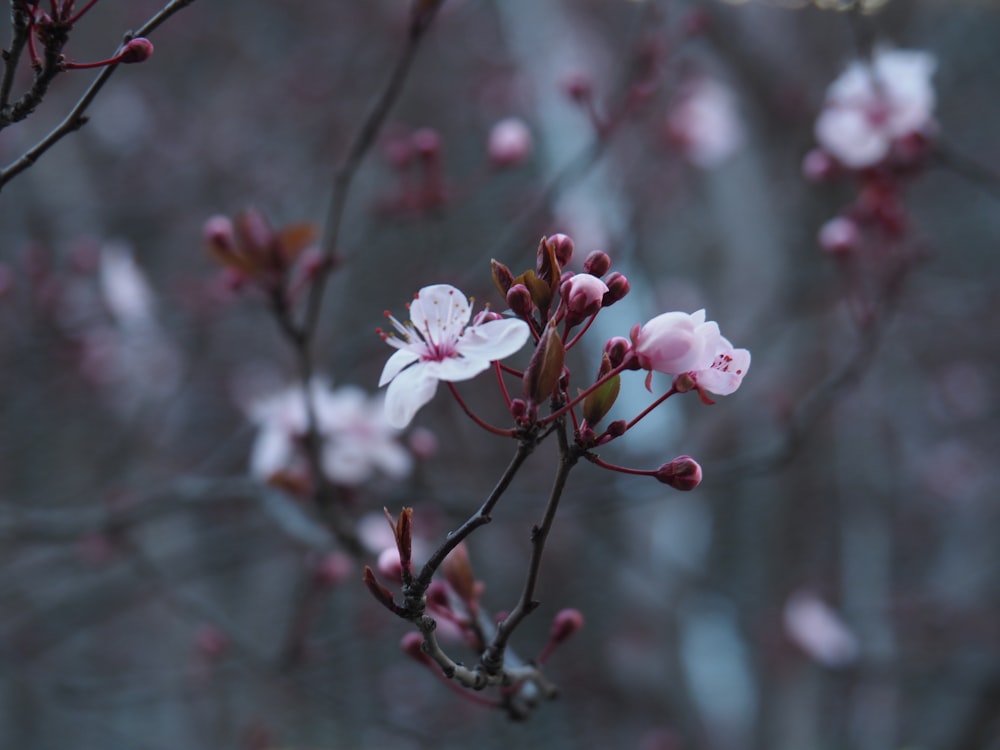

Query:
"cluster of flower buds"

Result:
[[203, 210, 324, 298], [805, 47, 937, 253]]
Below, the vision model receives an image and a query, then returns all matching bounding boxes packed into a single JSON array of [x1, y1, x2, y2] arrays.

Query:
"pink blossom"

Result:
[[633, 309, 749, 396], [815, 48, 936, 169], [378, 284, 530, 428], [488, 117, 533, 167], [666, 77, 744, 168], [633, 310, 719, 376]]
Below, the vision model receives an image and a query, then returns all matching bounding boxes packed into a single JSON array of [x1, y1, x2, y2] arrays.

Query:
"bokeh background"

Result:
[[2, 0, 999, 748]]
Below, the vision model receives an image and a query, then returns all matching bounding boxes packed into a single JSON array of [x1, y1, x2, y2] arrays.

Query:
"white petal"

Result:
[[379, 349, 421, 387], [424, 355, 492, 383], [250, 426, 292, 478], [697, 347, 751, 396], [409, 284, 472, 342], [457, 318, 531, 361], [384, 364, 439, 428]]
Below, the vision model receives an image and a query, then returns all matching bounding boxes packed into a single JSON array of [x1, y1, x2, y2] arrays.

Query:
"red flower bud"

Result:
[[603, 336, 631, 368], [655, 455, 703, 491], [119, 38, 154, 64], [582, 250, 611, 277], [506, 283, 534, 317], [550, 608, 585, 645], [602, 271, 630, 306]]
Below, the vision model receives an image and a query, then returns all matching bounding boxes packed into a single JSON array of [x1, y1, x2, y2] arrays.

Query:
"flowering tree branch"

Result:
[[0, 0, 197, 192]]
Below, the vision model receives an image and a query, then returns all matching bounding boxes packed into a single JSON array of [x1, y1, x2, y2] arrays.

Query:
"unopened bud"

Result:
[[603, 336, 631, 368], [582, 250, 611, 277], [488, 117, 533, 168], [818, 216, 860, 255], [602, 272, 630, 306], [119, 38, 154, 64], [412, 128, 441, 158], [606, 419, 627, 438], [314, 551, 353, 588], [802, 148, 838, 182], [550, 608, 585, 645], [547, 233, 575, 267], [563, 73, 593, 103], [377, 547, 403, 582], [510, 398, 527, 420], [506, 283, 533, 317], [655, 455, 703, 491], [204, 215, 235, 254]]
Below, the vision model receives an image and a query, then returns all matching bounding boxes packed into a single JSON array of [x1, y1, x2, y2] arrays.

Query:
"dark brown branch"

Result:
[[302, 8, 442, 342], [482, 420, 580, 675]]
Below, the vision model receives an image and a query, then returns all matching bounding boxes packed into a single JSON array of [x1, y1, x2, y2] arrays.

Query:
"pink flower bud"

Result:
[[506, 283, 533, 317], [563, 73, 593, 103], [802, 148, 838, 182], [203, 215, 236, 254], [818, 216, 860, 255], [411, 128, 441, 158], [582, 250, 611, 277], [655, 455, 703, 491], [603, 336, 631, 368], [488, 117, 533, 168], [119, 38, 154, 64], [602, 271, 630, 306], [550, 608, 584, 646], [377, 547, 403, 582], [547, 233, 575, 267], [314, 552, 353, 587], [561, 273, 609, 320], [407, 426, 438, 459]]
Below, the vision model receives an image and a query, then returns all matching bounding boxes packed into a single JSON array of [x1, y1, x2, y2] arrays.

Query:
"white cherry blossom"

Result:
[[378, 284, 530, 428], [815, 48, 936, 169]]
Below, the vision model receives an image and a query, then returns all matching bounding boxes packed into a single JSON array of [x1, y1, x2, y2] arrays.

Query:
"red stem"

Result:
[[446, 382, 515, 438]]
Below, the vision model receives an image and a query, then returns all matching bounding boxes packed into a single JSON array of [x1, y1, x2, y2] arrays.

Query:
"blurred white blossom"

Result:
[[666, 77, 744, 168], [248, 378, 412, 486], [815, 48, 936, 169], [783, 591, 859, 668]]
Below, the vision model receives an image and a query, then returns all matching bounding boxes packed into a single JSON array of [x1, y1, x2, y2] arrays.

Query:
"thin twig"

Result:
[[0, 0, 199, 192], [482, 420, 579, 675], [303, 12, 441, 342], [411, 438, 536, 595]]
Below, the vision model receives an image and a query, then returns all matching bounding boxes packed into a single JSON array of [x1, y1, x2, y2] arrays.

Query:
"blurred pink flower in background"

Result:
[[487, 116, 533, 168], [815, 48, 936, 169], [666, 76, 744, 168]]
